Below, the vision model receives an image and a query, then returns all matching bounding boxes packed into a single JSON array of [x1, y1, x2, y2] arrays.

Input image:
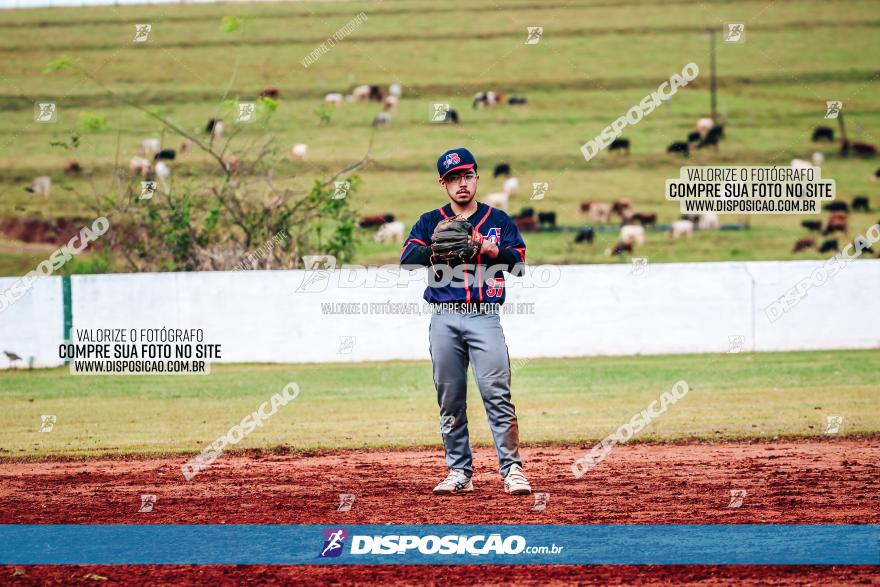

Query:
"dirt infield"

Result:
[[2, 438, 878, 584]]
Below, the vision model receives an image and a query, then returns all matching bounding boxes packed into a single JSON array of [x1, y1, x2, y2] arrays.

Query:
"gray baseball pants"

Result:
[[428, 309, 522, 478]]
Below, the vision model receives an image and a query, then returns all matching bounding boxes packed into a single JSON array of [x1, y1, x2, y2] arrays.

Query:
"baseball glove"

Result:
[[430, 216, 482, 266]]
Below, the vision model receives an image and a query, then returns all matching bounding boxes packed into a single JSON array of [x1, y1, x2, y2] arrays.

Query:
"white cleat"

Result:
[[504, 464, 532, 495], [433, 469, 473, 495]]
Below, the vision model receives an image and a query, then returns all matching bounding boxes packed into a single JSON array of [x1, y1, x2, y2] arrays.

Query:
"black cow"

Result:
[[575, 226, 594, 244], [852, 196, 871, 212], [801, 220, 822, 232], [811, 126, 834, 142], [818, 239, 839, 253], [609, 138, 630, 153], [538, 212, 557, 227], [667, 141, 689, 156], [494, 163, 511, 178], [824, 202, 849, 213]]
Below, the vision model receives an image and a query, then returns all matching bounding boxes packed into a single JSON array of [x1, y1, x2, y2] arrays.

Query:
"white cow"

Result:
[[669, 219, 694, 240], [291, 144, 308, 160], [697, 212, 720, 230], [141, 138, 161, 158], [374, 221, 405, 244], [620, 224, 645, 246]]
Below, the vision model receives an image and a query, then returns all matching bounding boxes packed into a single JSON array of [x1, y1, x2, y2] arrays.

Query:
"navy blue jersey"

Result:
[[400, 202, 526, 304]]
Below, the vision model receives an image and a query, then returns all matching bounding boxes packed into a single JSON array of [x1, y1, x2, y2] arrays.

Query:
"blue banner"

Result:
[[1, 525, 877, 565]]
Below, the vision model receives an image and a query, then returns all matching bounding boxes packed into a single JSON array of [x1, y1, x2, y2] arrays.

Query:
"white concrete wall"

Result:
[[1, 259, 878, 369]]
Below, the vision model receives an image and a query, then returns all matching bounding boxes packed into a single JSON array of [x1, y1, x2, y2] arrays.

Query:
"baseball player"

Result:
[[400, 147, 531, 496]]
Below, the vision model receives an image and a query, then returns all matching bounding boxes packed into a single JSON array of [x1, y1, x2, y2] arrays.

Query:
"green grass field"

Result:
[[1, 0, 879, 274], [2, 349, 877, 459]]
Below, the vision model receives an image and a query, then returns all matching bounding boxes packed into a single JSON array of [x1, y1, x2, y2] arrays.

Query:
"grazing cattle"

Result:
[[852, 196, 870, 212], [687, 131, 701, 143], [206, 119, 224, 138], [141, 138, 161, 158], [260, 86, 282, 100], [669, 219, 694, 240], [359, 215, 390, 229], [155, 161, 171, 193], [697, 212, 720, 230], [179, 138, 193, 154], [609, 138, 630, 153], [64, 160, 82, 175], [291, 143, 308, 160], [609, 240, 634, 256], [575, 226, 594, 244], [792, 237, 816, 253], [626, 211, 657, 227], [155, 149, 176, 161], [801, 220, 822, 232], [517, 207, 535, 219], [667, 141, 689, 156], [372, 112, 391, 127], [383, 95, 399, 112], [611, 198, 632, 218], [484, 192, 510, 212], [508, 96, 528, 106], [444, 109, 459, 124], [812, 152, 824, 167], [129, 156, 151, 176], [580, 201, 611, 224], [369, 85, 385, 102], [473, 91, 501, 108], [222, 155, 238, 174], [812, 126, 834, 142], [350, 85, 370, 102], [514, 216, 538, 232], [823, 212, 848, 235], [389, 83, 402, 98], [620, 224, 645, 246], [538, 212, 556, 228], [503, 176, 519, 195], [26, 176, 51, 198], [324, 93, 344, 106], [374, 221, 404, 243], [695, 117, 714, 137], [824, 202, 848, 213], [818, 239, 839, 253], [494, 163, 511, 178]]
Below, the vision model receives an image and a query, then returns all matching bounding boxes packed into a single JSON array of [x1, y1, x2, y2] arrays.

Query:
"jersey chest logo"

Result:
[[485, 227, 501, 245]]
